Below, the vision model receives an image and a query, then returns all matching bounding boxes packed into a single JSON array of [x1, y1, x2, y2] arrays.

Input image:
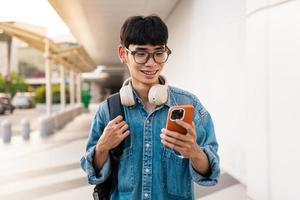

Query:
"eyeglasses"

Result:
[[125, 46, 172, 64]]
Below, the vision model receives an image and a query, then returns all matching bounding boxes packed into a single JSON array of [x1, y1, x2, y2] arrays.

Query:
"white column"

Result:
[[246, 1, 300, 200], [60, 65, 66, 110], [268, 2, 300, 200], [0, 41, 9, 76], [76, 73, 81, 104], [69, 70, 75, 106], [9, 38, 19, 72], [246, 11, 270, 200], [44, 39, 52, 115]]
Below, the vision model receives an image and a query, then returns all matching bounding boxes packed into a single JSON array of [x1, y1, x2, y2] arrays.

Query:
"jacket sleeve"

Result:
[[80, 101, 111, 185], [189, 99, 220, 186]]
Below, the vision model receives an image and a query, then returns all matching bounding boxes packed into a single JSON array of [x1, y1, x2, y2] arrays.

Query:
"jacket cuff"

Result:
[[80, 145, 111, 185], [189, 146, 220, 186]]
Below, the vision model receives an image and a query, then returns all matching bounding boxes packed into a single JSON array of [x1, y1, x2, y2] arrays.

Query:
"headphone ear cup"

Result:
[[120, 85, 135, 106], [148, 84, 168, 105]]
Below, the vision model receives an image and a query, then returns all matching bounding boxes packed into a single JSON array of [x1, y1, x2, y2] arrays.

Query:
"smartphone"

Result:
[[166, 105, 195, 134]]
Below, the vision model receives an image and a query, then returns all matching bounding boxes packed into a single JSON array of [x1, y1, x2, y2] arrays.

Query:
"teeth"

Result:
[[142, 70, 157, 75]]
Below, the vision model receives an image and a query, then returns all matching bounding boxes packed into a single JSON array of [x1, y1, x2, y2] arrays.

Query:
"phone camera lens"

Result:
[[171, 109, 184, 120]]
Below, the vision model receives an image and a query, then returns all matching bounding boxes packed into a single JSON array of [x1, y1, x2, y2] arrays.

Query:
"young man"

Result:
[[81, 15, 220, 200]]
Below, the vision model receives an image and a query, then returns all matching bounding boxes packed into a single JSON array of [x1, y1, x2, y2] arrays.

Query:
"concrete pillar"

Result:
[[246, 1, 300, 199], [20, 118, 30, 140], [9, 38, 19, 72], [6, 36, 12, 75], [38, 116, 54, 138], [44, 39, 52, 115], [69, 70, 75, 105], [246, 7, 270, 200], [76, 73, 81, 104], [1, 120, 11, 144], [60, 65, 66, 110], [0, 41, 9, 76]]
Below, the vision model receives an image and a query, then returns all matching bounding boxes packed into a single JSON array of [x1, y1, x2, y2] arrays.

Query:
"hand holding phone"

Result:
[[166, 105, 195, 134]]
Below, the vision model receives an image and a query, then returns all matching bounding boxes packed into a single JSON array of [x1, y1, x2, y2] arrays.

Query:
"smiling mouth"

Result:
[[140, 70, 159, 75]]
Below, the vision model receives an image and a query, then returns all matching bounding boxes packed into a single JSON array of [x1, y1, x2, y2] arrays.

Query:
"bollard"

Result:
[[38, 116, 54, 138], [1, 120, 12, 144], [20, 118, 30, 141]]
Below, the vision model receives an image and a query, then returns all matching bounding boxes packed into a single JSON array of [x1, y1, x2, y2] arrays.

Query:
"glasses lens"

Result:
[[154, 51, 168, 63], [133, 48, 170, 64], [134, 52, 148, 64]]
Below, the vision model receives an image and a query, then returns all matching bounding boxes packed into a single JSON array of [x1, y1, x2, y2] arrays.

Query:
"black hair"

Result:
[[120, 15, 168, 48]]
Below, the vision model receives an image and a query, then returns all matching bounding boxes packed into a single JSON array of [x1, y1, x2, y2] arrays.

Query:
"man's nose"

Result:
[[145, 55, 157, 66]]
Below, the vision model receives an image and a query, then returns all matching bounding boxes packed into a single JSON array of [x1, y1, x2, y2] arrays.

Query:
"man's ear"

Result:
[[118, 45, 126, 64]]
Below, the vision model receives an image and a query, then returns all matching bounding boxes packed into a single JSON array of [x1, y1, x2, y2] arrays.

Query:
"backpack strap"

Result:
[[107, 93, 124, 120], [107, 93, 131, 158], [93, 93, 130, 200]]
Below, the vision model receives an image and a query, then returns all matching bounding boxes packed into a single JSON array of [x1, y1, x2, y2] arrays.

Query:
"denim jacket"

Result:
[[80, 86, 220, 200]]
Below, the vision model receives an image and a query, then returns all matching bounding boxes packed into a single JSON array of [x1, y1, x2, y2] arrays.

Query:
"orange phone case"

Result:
[[166, 105, 195, 134]]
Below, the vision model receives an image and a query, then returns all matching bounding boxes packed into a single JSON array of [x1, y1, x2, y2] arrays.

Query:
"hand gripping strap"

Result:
[[107, 93, 131, 158], [93, 93, 131, 200]]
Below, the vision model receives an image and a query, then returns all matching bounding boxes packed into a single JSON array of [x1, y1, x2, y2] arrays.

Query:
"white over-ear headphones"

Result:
[[119, 75, 168, 106]]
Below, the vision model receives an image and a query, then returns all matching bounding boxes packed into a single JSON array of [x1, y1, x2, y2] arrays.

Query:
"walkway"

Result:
[[0, 110, 246, 200]]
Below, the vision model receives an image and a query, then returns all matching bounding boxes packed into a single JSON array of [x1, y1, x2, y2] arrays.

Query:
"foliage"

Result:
[[34, 84, 70, 104], [0, 74, 5, 92], [34, 86, 46, 104], [0, 72, 28, 97]]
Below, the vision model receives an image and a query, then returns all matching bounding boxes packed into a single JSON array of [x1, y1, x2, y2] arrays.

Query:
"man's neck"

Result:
[[132, 82, 150, 103], [131, 79, 158, 112]]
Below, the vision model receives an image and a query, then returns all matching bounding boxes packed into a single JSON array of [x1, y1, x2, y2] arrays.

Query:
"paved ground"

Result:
[[0, 108, 43, 136], [0, 112, 93, 200], [0, 109, 247, 200]]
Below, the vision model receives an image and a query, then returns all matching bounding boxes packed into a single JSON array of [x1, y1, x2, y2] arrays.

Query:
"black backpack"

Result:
[[93, 93, 131, 200]]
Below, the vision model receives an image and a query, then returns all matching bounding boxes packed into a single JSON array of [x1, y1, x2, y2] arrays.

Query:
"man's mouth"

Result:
[[140, 70, 159, 75]]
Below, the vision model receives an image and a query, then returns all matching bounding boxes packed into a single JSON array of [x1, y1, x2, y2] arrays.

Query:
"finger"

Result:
[[161, 138, 174, 149], [115, 121, 126, 129], [161, 139, 184, 153], [162, 128, 187, 141], [119, 123, 129, 133], [109, 115, 123, 124], [191, 122, 196, 136], [175, 120, 194, 134], [160, 133, 185, 148], [121, 130, 130, 140]]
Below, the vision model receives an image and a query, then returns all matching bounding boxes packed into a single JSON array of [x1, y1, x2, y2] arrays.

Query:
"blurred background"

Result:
[[0, 0, 299, 200]]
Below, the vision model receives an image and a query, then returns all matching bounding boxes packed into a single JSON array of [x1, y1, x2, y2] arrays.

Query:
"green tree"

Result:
[[0, 74, 5, 92], [35, 84, 70, 104], [0, 72, 28, 96], [34, 86, 46, 103]]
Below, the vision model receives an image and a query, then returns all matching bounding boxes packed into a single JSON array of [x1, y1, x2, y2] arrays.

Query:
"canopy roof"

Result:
[[0, 22, 96, 73]]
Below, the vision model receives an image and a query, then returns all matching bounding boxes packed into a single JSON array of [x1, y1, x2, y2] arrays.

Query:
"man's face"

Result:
[[121, 44, 168, 86]]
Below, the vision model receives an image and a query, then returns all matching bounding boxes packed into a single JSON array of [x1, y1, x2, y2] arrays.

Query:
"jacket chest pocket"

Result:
[[117, 147, 135, 192], [161, 148, 191, 199]]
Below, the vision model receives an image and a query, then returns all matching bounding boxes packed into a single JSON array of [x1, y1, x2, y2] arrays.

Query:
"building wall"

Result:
[[165, 0, 300, 199], [246, 1, 300, 200], [165, 0, 247, 184]]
